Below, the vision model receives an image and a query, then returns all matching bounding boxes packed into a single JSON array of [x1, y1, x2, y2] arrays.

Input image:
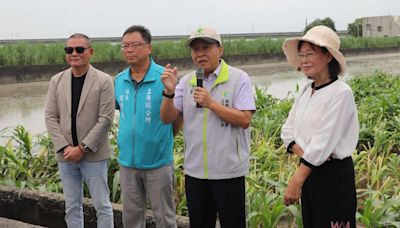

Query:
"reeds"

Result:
[[1, 36, 399, 66]]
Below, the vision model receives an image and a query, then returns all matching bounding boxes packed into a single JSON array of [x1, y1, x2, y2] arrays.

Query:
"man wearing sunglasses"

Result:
[[45, 33, 115, 228], [114, 25, 180, 228]]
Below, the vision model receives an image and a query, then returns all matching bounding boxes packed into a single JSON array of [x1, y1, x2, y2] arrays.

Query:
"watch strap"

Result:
[[162, 91, 175, 99]]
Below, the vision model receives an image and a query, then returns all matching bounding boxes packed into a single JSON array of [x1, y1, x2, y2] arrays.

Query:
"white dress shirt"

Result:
[[281, 79, 359, 166]]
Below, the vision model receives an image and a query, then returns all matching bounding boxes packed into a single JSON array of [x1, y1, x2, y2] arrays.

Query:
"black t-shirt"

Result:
[[71, 73, 86, 146]]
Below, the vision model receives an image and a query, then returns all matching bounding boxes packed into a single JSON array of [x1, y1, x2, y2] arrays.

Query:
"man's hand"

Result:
[[193, 87, 215, 109], [161, 64, 178, 95], [63, 145, 84, 163]]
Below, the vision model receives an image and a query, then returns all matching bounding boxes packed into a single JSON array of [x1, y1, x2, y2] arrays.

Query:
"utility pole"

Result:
[[305, 18, 308, 31]]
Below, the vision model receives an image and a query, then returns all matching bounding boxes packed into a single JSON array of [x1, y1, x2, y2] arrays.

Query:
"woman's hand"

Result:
[[284, 164, 312, 206], [284, 176, 302, 205], [292, 144, 304, 157]]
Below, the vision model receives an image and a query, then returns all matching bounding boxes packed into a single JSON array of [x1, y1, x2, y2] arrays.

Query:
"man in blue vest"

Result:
[[114, 25, 180, 228], [160, 26, 256, 228]]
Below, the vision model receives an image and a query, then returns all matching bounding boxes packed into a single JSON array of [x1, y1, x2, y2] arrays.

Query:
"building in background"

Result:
[[362, 15, 400, 37]]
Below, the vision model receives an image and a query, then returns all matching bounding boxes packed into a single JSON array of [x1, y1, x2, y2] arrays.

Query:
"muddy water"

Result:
[[0, 53, 399, 133]]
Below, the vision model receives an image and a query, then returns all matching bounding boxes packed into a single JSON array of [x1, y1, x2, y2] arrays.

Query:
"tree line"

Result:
[[304, 17, 363, 37]]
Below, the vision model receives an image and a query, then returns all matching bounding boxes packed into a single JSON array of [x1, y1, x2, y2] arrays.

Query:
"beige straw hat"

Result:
[[282, 25, 347, 76]]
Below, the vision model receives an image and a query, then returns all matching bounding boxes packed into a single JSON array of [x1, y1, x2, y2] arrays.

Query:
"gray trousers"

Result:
[[119, 164, 177, 228]]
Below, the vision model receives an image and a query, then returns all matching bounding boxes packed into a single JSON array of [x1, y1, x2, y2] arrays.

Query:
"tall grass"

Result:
[[0, 43, 65, 66], [341, 36, 400, 49], [223, 38, 285, 56], [0, 72, 399, 227], [1, 36, 400, 66]]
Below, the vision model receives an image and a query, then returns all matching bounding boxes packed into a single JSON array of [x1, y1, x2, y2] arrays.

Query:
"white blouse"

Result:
[[281, 79, 359, 166]]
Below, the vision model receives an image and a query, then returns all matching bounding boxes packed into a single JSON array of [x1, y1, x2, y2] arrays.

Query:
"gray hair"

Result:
[[66, 33, 92, 47]]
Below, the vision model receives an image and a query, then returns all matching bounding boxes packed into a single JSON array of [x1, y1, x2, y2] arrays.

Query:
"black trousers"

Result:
[[185, 175, 246, 228], [301, 157, 357, 228]]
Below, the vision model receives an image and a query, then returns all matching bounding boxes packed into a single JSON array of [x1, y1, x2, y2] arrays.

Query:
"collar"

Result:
[[72, 73, 87, 79], [208, 60, 223, 79], [122, 58, 156, 83], [312, 76, 338, 90], [190, 59, 229, 88]]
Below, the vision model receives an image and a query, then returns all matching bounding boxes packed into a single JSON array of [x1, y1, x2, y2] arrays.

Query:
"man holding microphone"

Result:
[[160, 26, 256, 228]]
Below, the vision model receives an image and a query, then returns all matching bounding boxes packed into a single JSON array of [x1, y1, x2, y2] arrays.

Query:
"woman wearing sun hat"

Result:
[[280, 25, 359, 227]]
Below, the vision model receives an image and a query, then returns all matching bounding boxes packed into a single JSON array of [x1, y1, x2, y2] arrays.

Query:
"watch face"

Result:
[[81, 144, 89, 153]]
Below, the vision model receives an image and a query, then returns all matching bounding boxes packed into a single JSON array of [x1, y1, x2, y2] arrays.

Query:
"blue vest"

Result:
[[114, 59, 173, 169]]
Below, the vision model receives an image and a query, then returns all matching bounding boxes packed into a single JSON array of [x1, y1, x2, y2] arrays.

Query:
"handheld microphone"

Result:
[[195, 67, 204, 108]]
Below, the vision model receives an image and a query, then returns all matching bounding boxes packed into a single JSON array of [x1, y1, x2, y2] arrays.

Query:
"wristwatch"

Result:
[[162, 90, 175, 99], [80, 143, 90, 153]]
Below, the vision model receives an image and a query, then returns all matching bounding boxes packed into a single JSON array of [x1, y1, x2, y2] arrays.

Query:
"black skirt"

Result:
[[301, 157, 357, 228]]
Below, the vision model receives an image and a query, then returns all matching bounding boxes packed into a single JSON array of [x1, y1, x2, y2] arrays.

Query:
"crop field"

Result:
[[0, 71, 399, 227]]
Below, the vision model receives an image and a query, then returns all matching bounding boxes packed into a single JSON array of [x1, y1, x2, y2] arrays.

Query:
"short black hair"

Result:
[[298, 41, 340, 79], [122, 25, 152, 44]]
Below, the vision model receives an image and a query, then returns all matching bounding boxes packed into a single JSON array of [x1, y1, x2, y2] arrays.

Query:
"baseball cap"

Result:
[[187, 26, 222, 47]]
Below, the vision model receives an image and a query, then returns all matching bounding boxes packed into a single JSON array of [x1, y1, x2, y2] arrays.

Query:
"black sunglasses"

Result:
[[64, 46, 91, 54]]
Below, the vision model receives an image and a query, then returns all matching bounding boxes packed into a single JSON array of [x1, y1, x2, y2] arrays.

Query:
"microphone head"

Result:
[[196, 67, 204, 79]]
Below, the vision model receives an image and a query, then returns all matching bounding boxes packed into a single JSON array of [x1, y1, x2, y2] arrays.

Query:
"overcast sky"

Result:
[[1, 0, 400, 39]]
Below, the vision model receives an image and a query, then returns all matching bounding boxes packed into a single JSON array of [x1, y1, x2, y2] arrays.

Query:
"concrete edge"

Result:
[[0, 185, 190, 228]]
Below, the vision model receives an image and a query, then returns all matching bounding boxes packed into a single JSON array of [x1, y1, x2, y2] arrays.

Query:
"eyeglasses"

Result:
[[64, 46, 91, 54], [296, 52, 317, 61], [121, 42, 147, 50]]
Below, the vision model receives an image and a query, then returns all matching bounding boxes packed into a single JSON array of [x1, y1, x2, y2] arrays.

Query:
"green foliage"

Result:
[[152, 39, 189, 59], [348, 71, 400, 153], [91, 42, 122, 62], [247, 192, 287, 227], [223, 38, 284, 56], [0, 126, 60, 192], [356, 191, 400, 228], [1, 72, 399, 227], [348, 18, 363, 37], [0, 42, 66, 66], [2, 36, 400, 67], [304, 17, 336, 33], [341, 36, 400, 49]]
